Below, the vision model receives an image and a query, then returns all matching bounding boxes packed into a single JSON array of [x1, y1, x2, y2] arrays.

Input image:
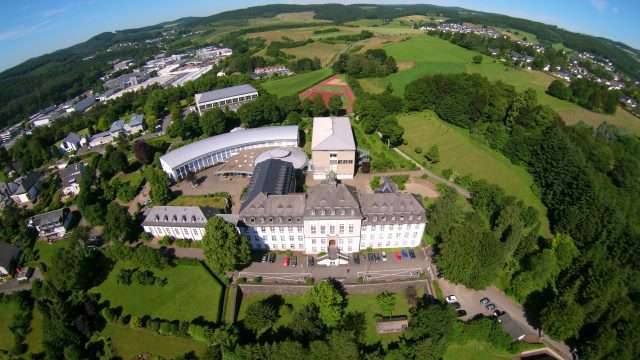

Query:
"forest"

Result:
[[405, 73, 640, 359], [546, 78, 620, 114]]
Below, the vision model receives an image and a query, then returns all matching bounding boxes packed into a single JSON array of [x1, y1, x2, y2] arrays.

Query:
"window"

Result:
[[339, 224, 345, 234], [348, 246, 352, 252], [320, 225, 325, 234], [288, 227, 293, 232], [260, 227, 266, 232], [312, 239, 317, 244], [297, 227, 303, 232], [409, 215, 413, 220], [271, 236, 276, 241], [297, 235, 303, 242], [386, 241, 391, 247], [270, 227, 276, 232], [280, 236, 285, 242], [321, 209, 325, 215], [348, 224, 354, 234], [311, 225, 316, 234], [373, 216, 377, 221], [312, 247, 317, 252], [289, 236, 294, 242], [330, 225, 335, 234], [290, 244, 295, 249], [413, 232, 418, 238], [298, 243, 304, 249], [350, 209, 355, 215], [387, 233, 392, 239], [331, 209, 335, 215], [417, 215, 422, 220], [391, 216, 395, 221]]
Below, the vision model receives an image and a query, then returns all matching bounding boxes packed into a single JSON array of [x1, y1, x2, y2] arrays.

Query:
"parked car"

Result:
[[142, 199, 152, 206], [445, 295, 458, 303], [261, 254, 268, 263], [268, 253, 276, 263], [408, 249, 416, 259], [307, 256, 314, 267], [457, 310, 467, 317], [374, 253, 381, 262], [291, 256, 297, 267], [353, 254, 360, 265], [367, 253, 374, 262], [381, 252, 388, 262], [395, 252, 403, 262], [480, 297, 490, 305], [485, 304, 497, 311], [402, 249, 409, 260], [283, 256, 290, 267], [450, 302, 461, 310]]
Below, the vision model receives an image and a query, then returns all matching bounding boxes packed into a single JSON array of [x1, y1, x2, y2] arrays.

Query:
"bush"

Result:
[[357, 277, 364, 284], [101, 307, 117, 322], [414, 147, 422, 154], [280, 303, 294, 316], [130, 316, 143, 329], [252, 276, 262, 284], [140, 232, 151, 242], [317, 251, 327, 257], [370, 176, 381, 190], [120, 314, 130, 325], [159, 236, 173, 246], [419, 273, 427, 280], [441, 168, 454, 180], [305, 277, 314, 286], [237, 277, 247, 284], [174, 238, 191, 248]]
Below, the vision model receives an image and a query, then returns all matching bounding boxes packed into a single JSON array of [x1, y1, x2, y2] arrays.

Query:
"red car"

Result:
[[395, 252, 403, 262], [283, 256, 290, 267]]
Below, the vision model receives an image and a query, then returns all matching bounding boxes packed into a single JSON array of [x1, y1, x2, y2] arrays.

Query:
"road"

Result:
[[0, 268, 43, 294]]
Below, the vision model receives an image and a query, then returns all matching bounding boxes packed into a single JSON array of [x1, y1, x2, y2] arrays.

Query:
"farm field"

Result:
[[101, 322, 207, 359], [92, 261, 224, 322], [282, 42, 345, 66], [263, 68, 332, 97], [364, 35, 639, 134], [169, 194, 227, 208], [398, 111, 551, 236]]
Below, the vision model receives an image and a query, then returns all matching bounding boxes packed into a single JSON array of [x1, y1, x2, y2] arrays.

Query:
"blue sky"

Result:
[[0, 0, 638, 71]]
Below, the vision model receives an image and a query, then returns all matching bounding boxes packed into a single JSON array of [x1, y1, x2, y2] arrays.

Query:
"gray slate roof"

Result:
[[73, 97, 95, 112], [304, 181, 361, 219], [359, 193, 426, 225], [240, 193, 305, 225], [60, 163, 84, 187], [312, 117, 356, 151], [0, 242, 19, 270], [129, 114, 144, 127], [110, 119, 125, 133], [90, 131, 110, 140], [28, 208, 69, 229], [242, 159, 295, 211], [63, 132, 81, 145], [159, 126, 299, 170], [142, 206, 220, 228], [195, 84, 258, 104], [15, 172, 42, 194]]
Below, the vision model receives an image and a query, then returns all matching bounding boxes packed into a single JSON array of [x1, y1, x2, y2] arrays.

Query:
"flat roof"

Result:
[[195, 84, 258, 104], [160, 126, 299, 170], [311, 117, 356, 151]]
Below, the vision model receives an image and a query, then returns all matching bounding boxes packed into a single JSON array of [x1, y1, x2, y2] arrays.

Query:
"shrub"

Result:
[[280, 303, 294, 316], [130, 316, 143, 329], [441, 168, 454, 180], [420, 174, 429, 179], [414, 147, 422, 154], [357, 277, 364, 284], [120, 314, 130, 325], [370, 176, 381, 190], [174, 238, 191, 248], [116, 269, 135, 285], [101, 307, 117, 322], [237, 277, 247, 284], [305, 277, 315, 286], [140, 232, 151, 242], [419, 273, 427, 280], [317, 251, 327, 257], [132, 269, 156, 285], [159, 236, 173, 246], [132, 246, 171, 269], [252, 276, 262, 284], [148, 319, 161, 332]]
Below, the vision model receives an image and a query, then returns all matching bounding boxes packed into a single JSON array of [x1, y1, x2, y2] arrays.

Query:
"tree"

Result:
[[202, 216, 251, 273], [133, 140, 154, 165], [472, 55, 483, 64], [147, 167, 172, 205], [328, 95, 342, 115], [552, 233, 578, 270], [425, 145, 440, 163], [540, 294, 584, 340], [304, 281, 345, 328], [103, 202, 134, 242], [376, 291, 397, 316], [244, 300, 280, 332], [200, 107, 226, 136], [311, 95, 327, 117], [130, 316, 142, 329], [289, 305, 326, 341], [48, 248, 94, 291]]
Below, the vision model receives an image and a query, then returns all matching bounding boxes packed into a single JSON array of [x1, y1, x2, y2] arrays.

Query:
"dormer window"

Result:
[[341, 209, 345, 215], [391, 216, 395, 221], [382, 216, 387, 221], [311, 209, 316, 215], [331, 209, 335, 215], [373, 216, 377, 221], [287, 217, 292, 222], [321, 209, 325, 216], [278, 217, 283, 223], [409, 215, 413, 220], [417, 215, 422, 220], [250, 218, 255, 223], [350, 209, 355, 215]]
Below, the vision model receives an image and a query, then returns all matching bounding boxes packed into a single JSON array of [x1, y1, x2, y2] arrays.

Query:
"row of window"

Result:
[[310, 224, 355, 235], [362, 224, 423, 231], [245, 226, 304, 234], [148, 226, 203, 238], [336, 160, 354, 164], [365, 215, 422, 222], [309, 208, 356, 216], [199, 94, 258, 109], [363, 232, 419, 240], [250, 235, 304, 242], [361, 240, 416, 248]]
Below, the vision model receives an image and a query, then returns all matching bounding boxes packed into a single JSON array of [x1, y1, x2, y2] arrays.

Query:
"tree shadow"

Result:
[[258, 325, 295, 344], [341, 311, 367, 343], [90, 251, 115, 288], [262, 294, 285, 310]]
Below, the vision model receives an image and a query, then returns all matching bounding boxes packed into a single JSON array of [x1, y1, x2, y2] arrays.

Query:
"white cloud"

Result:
[[590, 0, 608, 11], [37, 4, 74, 19], [0, 20, 52, 42]]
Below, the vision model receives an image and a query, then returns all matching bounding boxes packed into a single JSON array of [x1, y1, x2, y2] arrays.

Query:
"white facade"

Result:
[[143, 224, 206, 240], [303, 217, 362, 254], [360, 222, 426, 249], [242, 225, 306, 252]]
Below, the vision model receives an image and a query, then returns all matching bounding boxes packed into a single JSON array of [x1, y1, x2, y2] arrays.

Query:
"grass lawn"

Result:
[[0, 301, 18, 351], [25, 306, 44, 355], [117, 170, 144, 185], [236, 289, 422, 346], [263, 68, 332, 97], [169, 195, 227, 209], [92, 261, 224, 322], [31, 239, 70, 271], [398, 111, 551, 236], [101, 322, 207, 359], [364, 35, 640, 134], [351, 121, 416, 171], [282, 42, 345, 66], [444, 341, 513, 360]]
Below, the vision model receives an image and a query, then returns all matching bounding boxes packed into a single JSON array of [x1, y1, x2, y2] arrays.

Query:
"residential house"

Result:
[[28, 208, 73, 240], [59, 132, 88, 153], [59, 162, 84, 196], [0, 181, 18, 208], [109, 119, 125, 135], [0, 242, 20, 276], [10, 172, 43, 204], [125, 114, 145, 134], [88, 131, 112, 147]]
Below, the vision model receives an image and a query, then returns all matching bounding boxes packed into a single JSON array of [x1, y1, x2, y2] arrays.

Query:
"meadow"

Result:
[[169, 194, 227, 208], [398, 111, 551, 236], [92, 260, 224, 322], [0, 301, 18, 351], [262, 68, 332, 97], [282, 42, 346, 66], [362, 35, 639, 134]]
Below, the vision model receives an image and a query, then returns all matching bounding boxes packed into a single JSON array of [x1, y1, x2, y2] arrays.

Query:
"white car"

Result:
[[381, 252, 388, 261], [445, 295, 458, 303]]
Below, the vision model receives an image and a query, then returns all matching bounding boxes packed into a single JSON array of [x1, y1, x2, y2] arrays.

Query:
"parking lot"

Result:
[[238, 248, 429, 284]]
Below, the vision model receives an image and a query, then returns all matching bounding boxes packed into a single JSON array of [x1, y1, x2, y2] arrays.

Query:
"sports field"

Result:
[[364, 35, 640, 134], [398, 111, 551, 236], [263, 68, 332, 97], [92, 261, 224, 322], [299, 75, 356, 110]]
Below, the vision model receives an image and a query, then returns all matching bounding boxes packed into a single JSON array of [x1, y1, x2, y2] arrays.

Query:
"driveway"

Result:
[[0, 268, 43, 294]]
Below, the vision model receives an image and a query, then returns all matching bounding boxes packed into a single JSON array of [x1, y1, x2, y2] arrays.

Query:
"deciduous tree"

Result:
[[202, 216, 251, 273], [304, 280, 345, 328]]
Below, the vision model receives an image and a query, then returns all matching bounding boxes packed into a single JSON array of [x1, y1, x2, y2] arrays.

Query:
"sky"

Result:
[[0, 0, 638, 71]]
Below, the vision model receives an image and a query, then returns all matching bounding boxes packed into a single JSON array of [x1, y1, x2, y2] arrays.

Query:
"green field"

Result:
[[25, 306, 44, 355], [282, 42, 345, 66], [263, 68, 332, 97], [92, 261, 224, 322], [236, 289, 421, 345], [0, 301, 18, 351], [31, 239, 70, 271], [444, 341, 513, 360], [398, 111, 550, 236], [364, 35, 639, 134], [169, 195, 227, 208], [102, 322, 207, 359]]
